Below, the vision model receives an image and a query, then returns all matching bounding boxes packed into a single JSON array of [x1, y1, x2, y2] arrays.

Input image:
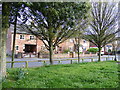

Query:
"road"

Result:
[[6, 55, 119, 68]]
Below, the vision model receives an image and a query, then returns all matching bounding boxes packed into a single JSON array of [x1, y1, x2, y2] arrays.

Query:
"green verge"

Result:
[[2, 61, 119, 88]]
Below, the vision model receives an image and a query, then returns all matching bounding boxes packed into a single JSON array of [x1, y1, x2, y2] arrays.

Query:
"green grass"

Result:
[[2, 61, 119, 88]]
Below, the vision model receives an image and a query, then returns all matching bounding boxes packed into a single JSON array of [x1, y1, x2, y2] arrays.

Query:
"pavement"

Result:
[[6, 55, 119, 68]]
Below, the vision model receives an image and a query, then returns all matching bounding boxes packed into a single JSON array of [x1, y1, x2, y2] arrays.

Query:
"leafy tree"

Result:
[[84, 2, 120, 61], [87, 48, 98, 53], [20, 2, 90, 64]]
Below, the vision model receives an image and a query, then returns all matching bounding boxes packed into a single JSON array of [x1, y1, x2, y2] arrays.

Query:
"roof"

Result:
[[9, 24, 31, 34]]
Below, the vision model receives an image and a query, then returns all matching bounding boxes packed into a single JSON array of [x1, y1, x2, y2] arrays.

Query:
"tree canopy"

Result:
[[20, 2, 90, 64]]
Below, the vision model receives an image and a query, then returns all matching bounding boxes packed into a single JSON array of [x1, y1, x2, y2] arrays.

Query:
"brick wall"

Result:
[[6, 31, 90, 55]]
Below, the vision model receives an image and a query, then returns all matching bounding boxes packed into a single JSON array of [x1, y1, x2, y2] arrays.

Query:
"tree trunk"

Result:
[[49, 42, 53, 65], [78, 37, 80, 63], [1, 3, 10, 78], [1, 28, 8, 77], [11, 13, 17, 68], [98, 47, 101, 62], [0, 10, 2, 85]]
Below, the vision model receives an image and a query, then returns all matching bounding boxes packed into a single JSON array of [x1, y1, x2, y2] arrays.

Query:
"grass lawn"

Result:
[[2, 61, 119, 88]]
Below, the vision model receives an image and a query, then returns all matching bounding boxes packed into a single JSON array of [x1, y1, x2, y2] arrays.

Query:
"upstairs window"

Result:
[[20, 35, 24, 39], [30, 36, 34, 40]]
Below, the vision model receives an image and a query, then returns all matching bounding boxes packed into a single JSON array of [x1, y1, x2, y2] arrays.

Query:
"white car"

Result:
[[101, 51, 104, 56], [97, 51, 104, 56]]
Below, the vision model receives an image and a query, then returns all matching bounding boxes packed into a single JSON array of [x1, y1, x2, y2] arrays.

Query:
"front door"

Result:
[[25, 44, 37, 53]]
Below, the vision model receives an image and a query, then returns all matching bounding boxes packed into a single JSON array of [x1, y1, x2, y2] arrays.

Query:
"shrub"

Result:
[[63, 49, 70, 53], [108, 49, 111, 52], [76, 52, 82, 54], [87, 48, 98, 53]]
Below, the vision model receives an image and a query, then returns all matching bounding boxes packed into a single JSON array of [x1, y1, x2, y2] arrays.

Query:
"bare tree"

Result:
[[84, 2, 120, 61], [72, 18, 89, 62]]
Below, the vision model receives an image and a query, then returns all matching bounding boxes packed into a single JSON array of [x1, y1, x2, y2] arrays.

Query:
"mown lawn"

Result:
[[2, 61, 119, 88]]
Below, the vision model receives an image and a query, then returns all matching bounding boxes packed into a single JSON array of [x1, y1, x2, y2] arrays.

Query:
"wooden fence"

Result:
[[6, 57, 115, 68]]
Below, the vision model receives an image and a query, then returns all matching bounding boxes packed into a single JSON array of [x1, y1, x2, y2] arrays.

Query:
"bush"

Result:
[[76, 52, 83, 54], [87, 48, 98, 53], [108, 49, 111, 52], [63, 49, 70, 53]]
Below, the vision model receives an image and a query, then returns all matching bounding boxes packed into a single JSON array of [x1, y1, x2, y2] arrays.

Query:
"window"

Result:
[[30, 36, 34, 40], [20, 35, 24, 39], [83, 40, 86, 43], [16, 46, 19, 50]]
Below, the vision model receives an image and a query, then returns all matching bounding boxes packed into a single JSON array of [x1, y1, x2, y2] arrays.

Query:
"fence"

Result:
[[18, 53, 97, 58], [6, 57, 115, 68]]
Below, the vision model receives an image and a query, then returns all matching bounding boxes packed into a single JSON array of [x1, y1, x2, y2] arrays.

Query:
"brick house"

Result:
[[6, 26, 90, 56], [56, 39, 90, 53], [6, 26, 44, 55]]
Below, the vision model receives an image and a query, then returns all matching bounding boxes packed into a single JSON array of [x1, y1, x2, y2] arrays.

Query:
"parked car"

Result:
[[101, 51, 104, 55], [97, 51, 104, 56], [104, 52, 114, 55], [117, 51, 120, 54]]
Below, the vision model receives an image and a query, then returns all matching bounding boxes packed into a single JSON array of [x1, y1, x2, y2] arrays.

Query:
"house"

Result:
[[6, 26, 90, 56], [55, 39, 90, 53], [6, 26, 44, 56]]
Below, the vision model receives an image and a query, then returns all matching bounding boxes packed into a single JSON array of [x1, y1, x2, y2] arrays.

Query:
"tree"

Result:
[[0, 3, 2, 87], [72, 17, 89, 62], [20, 2, 90, 64], [84, 2, 120, 61], [10, 2, 26, 68], [0, 3, 10, 77]]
